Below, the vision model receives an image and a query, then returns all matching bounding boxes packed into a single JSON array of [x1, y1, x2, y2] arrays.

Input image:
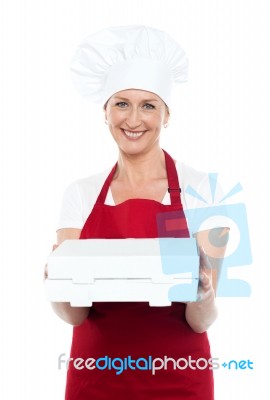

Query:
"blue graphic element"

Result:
[[219, 182, 243, 203], [168, 281, 199, 302], [157, 238, 199, 302], [157, 173, 252, 299], [156, 208, 189, 238], [185, 204, 252, 268], [222, 362, 227, 368], [208, 173, 218, 203], [185, 203, 252, 297], [185, 185, 207, 203], [158, 238, 199, 275]]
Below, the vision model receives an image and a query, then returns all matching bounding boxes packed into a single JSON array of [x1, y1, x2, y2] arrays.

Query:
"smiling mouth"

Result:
[[122, 129, 146, 139]]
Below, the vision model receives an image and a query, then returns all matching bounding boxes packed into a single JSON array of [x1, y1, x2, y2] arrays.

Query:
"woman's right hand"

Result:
[[46, 228, 90, 326], [43, 244, 59, 280]]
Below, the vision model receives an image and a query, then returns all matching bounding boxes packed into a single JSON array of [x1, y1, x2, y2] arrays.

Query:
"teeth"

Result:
[[124, 130, 144, 138]]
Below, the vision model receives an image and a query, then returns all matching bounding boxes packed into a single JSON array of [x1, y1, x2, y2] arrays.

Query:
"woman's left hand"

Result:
[[197, 247, 216, 304], [185, 246, 218, 333]]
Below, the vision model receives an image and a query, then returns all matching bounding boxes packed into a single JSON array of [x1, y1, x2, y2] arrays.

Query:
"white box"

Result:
[[45, 238, 199, 306]]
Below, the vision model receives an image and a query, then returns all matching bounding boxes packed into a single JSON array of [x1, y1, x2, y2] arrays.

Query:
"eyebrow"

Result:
[[113, 96, 159, 102]]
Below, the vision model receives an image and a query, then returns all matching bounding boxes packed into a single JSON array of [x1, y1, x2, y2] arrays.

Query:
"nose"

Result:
[[125, 108, 142, 129]]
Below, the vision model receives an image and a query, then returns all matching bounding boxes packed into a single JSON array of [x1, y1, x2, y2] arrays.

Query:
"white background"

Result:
[[0, 0, 269, 398]]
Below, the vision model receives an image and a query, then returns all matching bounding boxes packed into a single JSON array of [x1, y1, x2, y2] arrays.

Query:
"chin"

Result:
[[119, 145, 144, 156], [119, 143, 158, 158]]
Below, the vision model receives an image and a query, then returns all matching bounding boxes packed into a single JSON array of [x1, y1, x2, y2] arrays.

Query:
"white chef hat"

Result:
[[70, 25, 188, 107]]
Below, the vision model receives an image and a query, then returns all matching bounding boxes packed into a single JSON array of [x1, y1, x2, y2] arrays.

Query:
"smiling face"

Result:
[[104, 89, 169, 156]]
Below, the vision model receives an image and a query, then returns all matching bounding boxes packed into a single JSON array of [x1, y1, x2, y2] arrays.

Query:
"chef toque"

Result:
[[70, 25, 188, 107]]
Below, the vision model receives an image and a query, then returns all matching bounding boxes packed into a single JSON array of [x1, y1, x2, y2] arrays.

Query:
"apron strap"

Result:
[[96, 163, 118, 204], [163, 149, 182, 205], [96, 149, 183, 206]]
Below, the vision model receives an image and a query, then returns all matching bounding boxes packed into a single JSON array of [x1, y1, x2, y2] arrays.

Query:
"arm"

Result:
[[185, 227, 229, 333], [44, 228, 91, 326]]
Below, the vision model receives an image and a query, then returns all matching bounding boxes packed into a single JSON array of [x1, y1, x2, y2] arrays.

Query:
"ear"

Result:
[[103, 107, 108, 123], [164, 112, 170, 128], [165, 106, 170, 124]]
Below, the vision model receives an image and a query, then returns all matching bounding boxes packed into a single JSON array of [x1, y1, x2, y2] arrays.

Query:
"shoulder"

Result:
[[57, 167, 111, 230], [176, 161, 219, 205], [176, 161, 208, 189], [175, 161, 228, 232], [65, 168, 111, 199]]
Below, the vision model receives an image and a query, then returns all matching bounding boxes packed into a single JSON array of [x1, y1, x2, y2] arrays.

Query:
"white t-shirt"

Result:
[[57, 161, 226, 233]]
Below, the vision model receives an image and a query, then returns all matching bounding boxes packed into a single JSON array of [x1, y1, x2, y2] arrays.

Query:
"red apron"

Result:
[[65, 150, 214, 399]]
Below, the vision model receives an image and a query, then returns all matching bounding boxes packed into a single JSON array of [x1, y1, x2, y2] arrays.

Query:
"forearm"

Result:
[[185, 292, 218, 333], [51, 302, 90, 326], [184, 233, 226, 334]]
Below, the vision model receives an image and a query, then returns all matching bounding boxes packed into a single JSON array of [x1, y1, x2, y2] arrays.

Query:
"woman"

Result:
[[47, 26, 228, 399]]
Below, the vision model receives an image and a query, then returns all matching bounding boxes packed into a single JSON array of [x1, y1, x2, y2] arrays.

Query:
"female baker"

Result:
[[46, 25, 229, 399]]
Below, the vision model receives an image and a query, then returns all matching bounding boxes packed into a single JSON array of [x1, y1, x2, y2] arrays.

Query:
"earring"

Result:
[[164, 122, 169, 128], [105, 120, 108, 125]]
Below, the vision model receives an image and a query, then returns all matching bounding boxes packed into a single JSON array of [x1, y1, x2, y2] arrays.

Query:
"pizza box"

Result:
[[45, 238, 199, 306]]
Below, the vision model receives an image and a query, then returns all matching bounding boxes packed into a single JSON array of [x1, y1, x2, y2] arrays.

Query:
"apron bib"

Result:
[[65, 150, 214, 400]]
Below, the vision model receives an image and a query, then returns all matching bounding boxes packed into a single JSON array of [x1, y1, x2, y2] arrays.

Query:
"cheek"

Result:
[[151, 108, 167, 125], [151, 115, 164, 128], [107, 111, 122, 126]]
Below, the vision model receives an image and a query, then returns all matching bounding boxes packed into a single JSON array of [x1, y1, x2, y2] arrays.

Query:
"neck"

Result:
[[114, 147, 167, 186]]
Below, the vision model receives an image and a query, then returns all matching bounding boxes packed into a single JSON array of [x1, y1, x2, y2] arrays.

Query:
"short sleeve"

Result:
[[56, 169, 111, 231], [57, 181, 84, 230]]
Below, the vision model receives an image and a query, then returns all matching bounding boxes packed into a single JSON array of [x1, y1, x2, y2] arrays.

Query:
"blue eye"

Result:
[[115, 102, 128, 108], [143, 103, 155, 109]]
